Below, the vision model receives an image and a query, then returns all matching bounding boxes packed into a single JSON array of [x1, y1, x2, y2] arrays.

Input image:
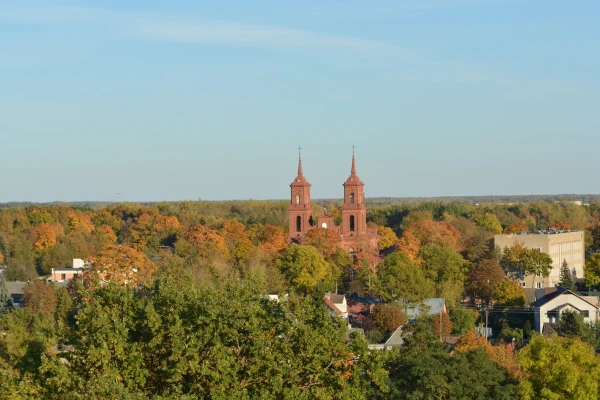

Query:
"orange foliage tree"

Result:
[[397, 220, 461, 261], [302, 228, 341, 261], [68, 210, 95, 233], [0, 251, 3, 264], [219, 220, 254, 266], [396, 230, 421, 261], [87, 244, 156, 287], [250, 224, 288, 259], [504, 222, 529, 234], [549, 222, 570, 231], [455, 331, 522, 380], [34, 223, 57, 249], [177, 224, 229, 261], [94, 224, 117, 248], [432, 312, 453, 336]]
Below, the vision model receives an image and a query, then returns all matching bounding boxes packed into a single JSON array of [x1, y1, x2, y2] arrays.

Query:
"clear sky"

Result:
[[1, 0, 598, 202]]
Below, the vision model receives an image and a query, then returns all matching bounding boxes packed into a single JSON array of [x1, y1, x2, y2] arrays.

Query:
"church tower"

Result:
[[288, 151, 313, 241], [340, 152, 367, 238]]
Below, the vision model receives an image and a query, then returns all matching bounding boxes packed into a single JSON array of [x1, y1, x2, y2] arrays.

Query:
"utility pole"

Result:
[[485, 309, 489, 340], [439, 300, 443, 342]]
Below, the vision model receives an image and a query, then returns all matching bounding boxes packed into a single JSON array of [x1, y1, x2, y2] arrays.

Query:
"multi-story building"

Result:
[[494, 230, 585, 288]]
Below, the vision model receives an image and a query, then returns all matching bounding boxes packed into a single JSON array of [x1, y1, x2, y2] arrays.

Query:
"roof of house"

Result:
[[531, 287, 599, 309], [5, 281, 27, 295], [329, 294, 345, 304], [385, 327, 405, 347], [324, 297, 342, 315], [524, 287, 557, 306]]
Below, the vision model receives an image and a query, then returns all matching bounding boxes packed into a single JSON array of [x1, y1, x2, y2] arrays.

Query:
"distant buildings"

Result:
[[50, 258, 88, 283], [495, 230, 584, 288]]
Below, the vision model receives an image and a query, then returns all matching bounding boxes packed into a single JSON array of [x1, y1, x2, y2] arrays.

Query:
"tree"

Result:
[[465, 259, 506, 305], [401, 220, 462, 253], [371, 304, 407, 332], [584, 253, 600, 288], [500, 242, 552, 285], [552, 309, 598, 348], [449, 306, 479, 334], [22, 280, 57, 315], [377, 226, 397, 250], [473, 213, 503, 234], [432, 311, 452, 337], [376, 252, 434, 306], [0, 251, 4, 264], [87, 244, 156, 287], [34, 223, 57, 249], [0, 279, 13, 313], [518, 335, 600, 399], [277, 244, 335, 294], [558, 259, 575, 290], [503, 222, 529, 234], [493, 280, 526, 307]]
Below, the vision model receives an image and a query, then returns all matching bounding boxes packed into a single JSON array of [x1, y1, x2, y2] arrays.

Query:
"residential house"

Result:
[[324, 293, 348, 319], [50, 258, 87, 283], [405, 298, 447, 322], [532, 287, 599, 333]]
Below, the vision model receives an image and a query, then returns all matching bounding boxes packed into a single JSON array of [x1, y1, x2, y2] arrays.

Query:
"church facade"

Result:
[[288, 152, 378, 252]]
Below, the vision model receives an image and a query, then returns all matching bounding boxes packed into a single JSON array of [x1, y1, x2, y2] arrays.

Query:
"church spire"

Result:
[[351, 145, 356, 175], [298, 146, 303, 176]]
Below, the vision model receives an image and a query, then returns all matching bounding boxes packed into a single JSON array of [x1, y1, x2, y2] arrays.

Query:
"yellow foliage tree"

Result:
[[377, 226, 398, 250]]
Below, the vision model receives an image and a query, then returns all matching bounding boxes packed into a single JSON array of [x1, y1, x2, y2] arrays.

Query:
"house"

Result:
[[531, 287, 599, 333], [405, 298, 447, 322], [324, 293, 348, 319], [346, 293, 381, 316], [5, 281, 27, 308], [50, 258, 87, 283]]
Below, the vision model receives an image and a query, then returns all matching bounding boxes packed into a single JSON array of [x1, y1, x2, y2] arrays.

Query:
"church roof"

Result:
[[290, 154, 311, 186], [344, 154, 364, 185]]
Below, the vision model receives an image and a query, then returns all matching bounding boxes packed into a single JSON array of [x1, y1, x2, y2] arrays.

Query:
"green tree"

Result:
[[584, 253, 600, 288], [449, 306, 480, 334], [558, 259, 575, 290], [418, 244, 466, 306], [0, 279, 13, 313], [276, 243, 336, 294], [500, 243, 552, 286], [552, 309, 598, 348], [518, 335, 600, 399], [376, 252, 434, 307]]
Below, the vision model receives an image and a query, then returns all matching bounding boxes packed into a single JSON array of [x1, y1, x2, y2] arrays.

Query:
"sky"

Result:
[[0, 0, 598, 202]]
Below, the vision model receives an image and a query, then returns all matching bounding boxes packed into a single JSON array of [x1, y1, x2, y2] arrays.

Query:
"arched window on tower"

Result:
[[350, 192, 355, 204], [296, 216, 302, 232], [296, 194, 300, 205], [350, 215, 355, 231]]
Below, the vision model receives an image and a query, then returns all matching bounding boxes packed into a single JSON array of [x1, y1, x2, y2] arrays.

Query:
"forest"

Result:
[[2, 199, 600, 398]]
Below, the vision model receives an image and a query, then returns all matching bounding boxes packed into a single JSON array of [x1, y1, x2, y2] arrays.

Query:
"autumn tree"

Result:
[[432, 311, 452, 337], [418, 244, 466, 305], [34, 223, 57, 249], [176, 224, 229, 262], [22, 280, 57, 315], [93, 224, 117, 248], [493, 280, 526, 307], [250, 224, 288, 259], [398, 220, 462, 261], [87, 244, 156, 287], [220, 220, 254, 267], [302, 228, 342, 262], [503, 222, 529, 234], [377, 226, 397, 250], [584, 253, 600, 288], [371, 304, 407, 332], [0, 251, 4, 264], [465, 259, 506, 305]]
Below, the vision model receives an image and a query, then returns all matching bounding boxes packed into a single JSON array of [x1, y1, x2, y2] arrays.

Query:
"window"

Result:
[[350, 192, 355, 204], [61, 273, 66, 280], [296, 216, 302, 232], [548, 311, 559, 323], [521, 282, 526, 287], [349, 247, 355, 255], [296, 194, 300, 205], [322, 222, 328, 228], [581, 310, 590, 318], [536, 282, 544, 289], [350, 215, 355, 231]]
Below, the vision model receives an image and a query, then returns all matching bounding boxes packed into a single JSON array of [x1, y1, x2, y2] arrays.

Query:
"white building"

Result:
[[532, 287, 599, 333]]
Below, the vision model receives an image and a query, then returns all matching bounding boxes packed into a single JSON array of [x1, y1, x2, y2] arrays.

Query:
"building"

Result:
[[50, 258, 87, 283], [532, 286, 599, 333], [404, 298, 447, 322], [288, 151, 378, 252], [494, 230, 584, 288]]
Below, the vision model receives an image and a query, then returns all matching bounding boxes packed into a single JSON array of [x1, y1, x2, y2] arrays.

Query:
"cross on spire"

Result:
[[297, 146, 303, 175], [352, 144, 355, 155]]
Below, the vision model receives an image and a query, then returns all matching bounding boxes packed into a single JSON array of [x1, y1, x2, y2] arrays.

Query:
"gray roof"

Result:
[[5, 281, 27, 295], [405, 298, 446, 319], [385, 327, 405, 347], [531, 287, 599, 309], [329, 294, 345, 304]]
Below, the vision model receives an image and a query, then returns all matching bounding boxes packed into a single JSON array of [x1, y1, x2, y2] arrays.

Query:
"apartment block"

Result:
[[494, 230, 585, 289]]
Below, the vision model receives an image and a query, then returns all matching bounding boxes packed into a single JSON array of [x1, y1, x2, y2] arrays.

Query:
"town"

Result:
[[2, 154, 600, 398]]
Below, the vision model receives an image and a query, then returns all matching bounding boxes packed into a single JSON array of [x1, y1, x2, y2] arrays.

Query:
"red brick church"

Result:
[[288, 151, 378, 252]]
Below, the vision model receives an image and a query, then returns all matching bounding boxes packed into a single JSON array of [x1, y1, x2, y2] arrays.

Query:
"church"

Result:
[[288, 151, 379, 252]]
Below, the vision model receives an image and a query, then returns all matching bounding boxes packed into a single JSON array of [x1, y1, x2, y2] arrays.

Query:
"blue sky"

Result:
[[0, 0, 598, 202]]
